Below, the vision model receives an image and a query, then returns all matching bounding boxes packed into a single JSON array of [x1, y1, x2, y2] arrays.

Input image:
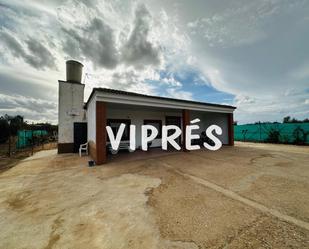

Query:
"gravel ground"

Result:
[[0, 143, 308, 249]]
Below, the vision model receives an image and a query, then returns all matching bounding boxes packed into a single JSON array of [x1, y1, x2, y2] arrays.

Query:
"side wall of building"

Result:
[[58, 81, 85, 153], [87, 96, 97, 160]]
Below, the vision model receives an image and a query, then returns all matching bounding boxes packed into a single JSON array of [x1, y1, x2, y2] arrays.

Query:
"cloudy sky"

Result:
[[0, 0, 308, 124]]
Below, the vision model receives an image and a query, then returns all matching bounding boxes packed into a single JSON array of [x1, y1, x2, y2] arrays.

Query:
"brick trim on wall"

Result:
[[58, 143, 74, 153], [88, 140, 97, 162], [228, 113, 234, 146], [182, 109, 190, 151], [96, 101, 107, 164]]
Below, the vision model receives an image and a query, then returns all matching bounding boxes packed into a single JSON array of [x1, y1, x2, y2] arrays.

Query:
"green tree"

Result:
[[283, 116, 291, 123], [293, 126, 308, 145], [0, 117, 9, 143], [303, 118, 309, 123], [265, 128, 280, 143], [0, 115, 26, 143]]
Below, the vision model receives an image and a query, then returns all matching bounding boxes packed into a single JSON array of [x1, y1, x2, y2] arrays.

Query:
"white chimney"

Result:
[[58, 60, 85, 153]]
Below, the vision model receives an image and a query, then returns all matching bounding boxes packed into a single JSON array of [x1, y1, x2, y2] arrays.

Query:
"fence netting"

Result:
[[16, 130, 48, 149], [234, 123, 309, 144]]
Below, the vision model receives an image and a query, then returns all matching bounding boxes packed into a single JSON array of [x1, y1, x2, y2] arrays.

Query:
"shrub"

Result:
[[292, 126, 307, 145], [265, 128, 280, 143]]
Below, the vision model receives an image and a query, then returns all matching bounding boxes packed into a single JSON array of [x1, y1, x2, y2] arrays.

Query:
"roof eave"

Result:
[[85, 87, 236, 112]]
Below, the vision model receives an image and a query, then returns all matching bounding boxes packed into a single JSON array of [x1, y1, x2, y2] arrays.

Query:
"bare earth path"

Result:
[[0, 143, 308, 248]]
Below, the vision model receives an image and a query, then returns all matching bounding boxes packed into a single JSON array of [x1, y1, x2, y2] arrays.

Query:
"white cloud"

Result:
[[186, 0, 306, 47], [166, 88, 193, 100], [235, 95, 255, 105], [160, 77, 182, 87], [82, 65, 160, 99], [0, 0, 308, 124], [0, 93, 57, 123], [289, 61, 309, 80], [121, 4, 162, 69], [234, 91, 309, 124]]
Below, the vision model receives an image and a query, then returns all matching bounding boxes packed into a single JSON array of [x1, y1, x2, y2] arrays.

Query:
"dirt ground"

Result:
[[0, 142, 308, 249], [0, 142, 57, 172]]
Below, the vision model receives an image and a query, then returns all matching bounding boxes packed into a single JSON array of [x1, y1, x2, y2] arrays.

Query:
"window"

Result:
[[143, 120, 162, 139], [107, 119, 131, 141]]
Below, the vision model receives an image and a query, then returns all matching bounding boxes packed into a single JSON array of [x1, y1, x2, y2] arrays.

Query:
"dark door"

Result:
[[165, 116, 181, 148], [73, 122, 87, 153]]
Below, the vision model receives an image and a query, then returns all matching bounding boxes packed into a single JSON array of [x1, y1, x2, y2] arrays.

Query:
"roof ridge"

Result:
[[86, 87, 236, 109]]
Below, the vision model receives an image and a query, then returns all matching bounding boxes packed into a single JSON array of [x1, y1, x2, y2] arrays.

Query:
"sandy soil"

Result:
[[22, 149, 57, 161], [0, 143, 308, 248], [0, 142, 57, 172]]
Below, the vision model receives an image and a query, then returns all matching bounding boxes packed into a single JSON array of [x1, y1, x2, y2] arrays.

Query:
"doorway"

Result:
[[73, 122, 87, 153]]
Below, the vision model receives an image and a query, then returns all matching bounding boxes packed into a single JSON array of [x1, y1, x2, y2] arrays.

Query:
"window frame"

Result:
[[106, 119, 131, 141], [143, 119, 162, 139]]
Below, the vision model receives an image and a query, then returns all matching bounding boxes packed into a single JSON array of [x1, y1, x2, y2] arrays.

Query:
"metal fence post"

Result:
[[8, 120, 11, 157], [259, 122, 262, 141], [31, 123, 34, 156]]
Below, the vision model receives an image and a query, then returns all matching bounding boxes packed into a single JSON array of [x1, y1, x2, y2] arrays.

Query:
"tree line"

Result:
[[0, 114, 57, 144], [234, 116, 309, 125], [282, 116, 309, 123]]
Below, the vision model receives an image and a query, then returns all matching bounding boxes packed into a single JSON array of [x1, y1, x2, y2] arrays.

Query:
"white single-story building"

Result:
[[58, 61, 236, 164]]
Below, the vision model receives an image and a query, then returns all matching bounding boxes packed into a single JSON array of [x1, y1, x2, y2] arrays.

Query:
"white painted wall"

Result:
[[87, 96, 96, 143], [58, 81, 85, 143], [191, 111, 229, 145], [106, 108, 229, 147], [85, 102, 230, 148], [106, 108, 182, 148]]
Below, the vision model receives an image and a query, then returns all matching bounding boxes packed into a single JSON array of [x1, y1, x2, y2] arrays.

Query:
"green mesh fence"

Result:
[[16, 130, 48, 149], [234, 123, 309, 144]]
